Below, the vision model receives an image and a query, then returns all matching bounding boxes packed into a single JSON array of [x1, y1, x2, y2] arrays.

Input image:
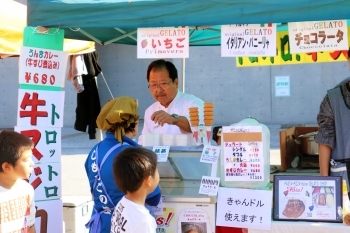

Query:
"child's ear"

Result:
[[1, 162, 13, 172], [144, 175, 152, 187]]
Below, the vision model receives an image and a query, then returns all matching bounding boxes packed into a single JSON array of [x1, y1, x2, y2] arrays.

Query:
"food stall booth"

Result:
[[26, 1, 350, 232]]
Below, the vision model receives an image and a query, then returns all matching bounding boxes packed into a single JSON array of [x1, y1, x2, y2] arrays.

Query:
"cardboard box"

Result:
[[62, 196, 93, 233], [279, 126, 318, 171]]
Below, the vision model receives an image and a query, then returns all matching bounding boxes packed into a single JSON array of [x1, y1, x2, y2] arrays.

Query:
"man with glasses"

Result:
[[139, 59, 204, 143]]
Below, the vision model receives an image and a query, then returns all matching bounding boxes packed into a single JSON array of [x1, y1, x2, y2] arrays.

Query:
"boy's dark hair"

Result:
[[113, 147, 157, 193], [212, 126, 222, 143], [0, 130, 33, 172], [147, 59, 178, 82], [348, 47, 350, 59]]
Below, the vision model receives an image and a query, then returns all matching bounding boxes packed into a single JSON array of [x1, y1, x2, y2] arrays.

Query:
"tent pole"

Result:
[[95, 76, 104, 142], [182, 58, 185, 93]]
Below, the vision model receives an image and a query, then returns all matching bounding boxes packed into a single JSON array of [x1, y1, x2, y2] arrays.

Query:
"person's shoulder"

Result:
[[16, 179, 34, 193], [178, 91, 204, 103]]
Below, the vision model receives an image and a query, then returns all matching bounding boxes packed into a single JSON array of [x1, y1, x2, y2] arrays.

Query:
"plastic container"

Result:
[[175, 134, 189, 146], [142, 134, 160, 146], [161, 134, 174, 146], [62, 196, 93, 233], [218, 117, 270, 189]]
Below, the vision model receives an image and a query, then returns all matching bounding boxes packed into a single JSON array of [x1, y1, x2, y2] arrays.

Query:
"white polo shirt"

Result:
[[139, 91, 204, 143]]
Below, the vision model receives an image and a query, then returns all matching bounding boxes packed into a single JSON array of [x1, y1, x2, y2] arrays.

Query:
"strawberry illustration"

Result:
[[141, 39, 148, 48], [283, 190, 289, 196]]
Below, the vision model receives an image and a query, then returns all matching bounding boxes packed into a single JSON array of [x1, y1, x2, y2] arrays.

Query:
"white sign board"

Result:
[[199, 176, 220, 196], [19, 46, 68, 87], [216, 187, 272, 230], [28, 162, 62, 201], [200, 145, 221, 164], [137, 27, 189, 58], [275, 76, 290, 97], [222, 126, 264, 181], [288, 20, 348, 54], [35, 199, 63, 233], [152, 146, 170, 162], [15, 126, 61, 163], [17, 89, 65, 127], [221, 24, 277, 57]]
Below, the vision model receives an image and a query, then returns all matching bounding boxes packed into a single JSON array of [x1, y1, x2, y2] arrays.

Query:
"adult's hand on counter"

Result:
[[319, 143, 331, 176]]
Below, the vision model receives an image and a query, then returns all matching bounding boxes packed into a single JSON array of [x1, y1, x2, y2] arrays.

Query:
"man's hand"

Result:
[[151, 110, 175, 126]]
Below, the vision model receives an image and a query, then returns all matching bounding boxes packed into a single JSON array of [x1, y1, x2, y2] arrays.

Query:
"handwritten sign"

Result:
[[19, 46, 68, 87], [222, 126, 264, 181], [28, 162, 61, 201], [137, 27, 189, 58], [275, 76, 290, 97], [199, 176, 220, 196], [216, 187, 272, 230], [17, 89, 65, 127], [15, 127, 61, 163], [221, 24, 277, 57], [273, 175, 342, 222], [19, 26, 65, 233], [288, 20, 348, 54], [35, 199, 63, 233], [200, 145, 221, 163], [152, 146, 170, 162]]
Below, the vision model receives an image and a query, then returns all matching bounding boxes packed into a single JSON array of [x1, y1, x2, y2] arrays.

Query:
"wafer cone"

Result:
[[204, 120, 213, 126]]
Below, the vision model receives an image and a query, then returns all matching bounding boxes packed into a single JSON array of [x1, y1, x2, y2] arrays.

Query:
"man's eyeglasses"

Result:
[[148, 81, 172, 90]]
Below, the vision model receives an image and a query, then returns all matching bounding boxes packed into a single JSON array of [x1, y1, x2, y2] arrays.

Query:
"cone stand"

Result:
[[206, 125, 212, 145], [191, 125, 199, 145]]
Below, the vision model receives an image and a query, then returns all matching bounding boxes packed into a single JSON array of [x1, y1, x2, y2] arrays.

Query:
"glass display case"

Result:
[[147, 146, 217, 233]]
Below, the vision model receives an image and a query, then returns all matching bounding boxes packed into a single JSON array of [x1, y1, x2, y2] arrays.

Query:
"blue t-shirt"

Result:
[[85, 133, 161, 233]]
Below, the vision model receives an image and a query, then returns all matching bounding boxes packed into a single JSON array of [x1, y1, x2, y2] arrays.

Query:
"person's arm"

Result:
[[319, 143, 331, 176], [150, 111, 192, 133], [173, 115, 191, 133], [30, 225, 36, 233], [314, 94, 335, 176]]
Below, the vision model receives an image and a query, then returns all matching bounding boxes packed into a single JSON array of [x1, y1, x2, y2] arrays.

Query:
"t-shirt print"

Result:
[[0, 194, 31, 233]]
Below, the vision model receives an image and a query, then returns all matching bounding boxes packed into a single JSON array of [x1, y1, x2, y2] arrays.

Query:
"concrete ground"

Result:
[[61, 123, 283, 197]]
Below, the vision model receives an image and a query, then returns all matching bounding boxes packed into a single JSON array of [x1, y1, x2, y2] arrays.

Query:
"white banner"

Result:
[[17, 89, 65, 127], [35, 199, 63, 233], [19, 46, 68, 87], [288, 20, 348, 54], [137, 27, 189, 58], [28, 162, 62, 201], [216, 187, 272, 230], [15, 126, 61, 164], [221, 24, 277, 57]]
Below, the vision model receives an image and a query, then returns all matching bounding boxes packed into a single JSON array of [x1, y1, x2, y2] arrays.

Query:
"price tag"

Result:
[[200, 145, 221, 164], [152, 146, 170, 162], [199, 176, 220, 196]]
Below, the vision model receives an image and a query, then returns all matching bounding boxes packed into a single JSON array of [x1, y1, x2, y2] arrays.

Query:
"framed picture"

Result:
[[273, 175, 342, 223]]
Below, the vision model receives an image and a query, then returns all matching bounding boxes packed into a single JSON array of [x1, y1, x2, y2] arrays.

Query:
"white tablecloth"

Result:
[[248, 220, 349, 233]]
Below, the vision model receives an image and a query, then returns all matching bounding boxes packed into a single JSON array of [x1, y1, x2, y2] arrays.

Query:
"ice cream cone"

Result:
[[191, 126, 199, 144], [206, 125, 212, 144]]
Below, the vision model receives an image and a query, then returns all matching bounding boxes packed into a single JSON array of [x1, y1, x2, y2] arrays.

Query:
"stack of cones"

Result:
[[189, 107, 199, 144], [204, 102, 214, 144]]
